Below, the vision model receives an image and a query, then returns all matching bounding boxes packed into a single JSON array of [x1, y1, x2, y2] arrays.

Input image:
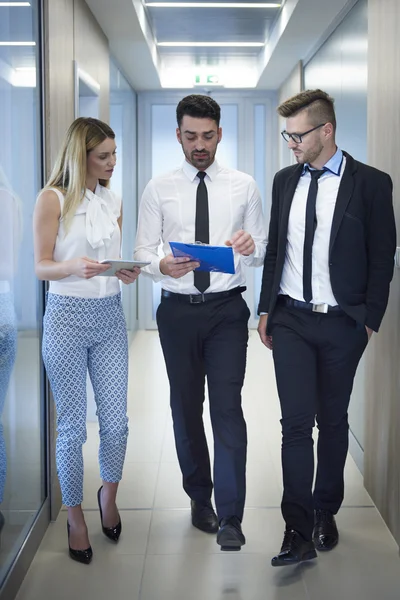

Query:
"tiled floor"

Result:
[[16, 331, 400, 600]]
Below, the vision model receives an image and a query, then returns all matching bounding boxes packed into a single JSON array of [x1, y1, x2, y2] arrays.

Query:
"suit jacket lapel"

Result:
[[272, 164, 302, 295], [280, 164, 303, 238], [329, 152, 356, 256]]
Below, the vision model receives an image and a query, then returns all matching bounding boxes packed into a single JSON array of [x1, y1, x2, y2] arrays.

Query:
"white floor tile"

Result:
[[160, 421, 180, 463], [153, 461, 189, 509], [81, 462, 159, 510], [146, 508, 287, 556], [245, 461, 282, 508], [146, 508, 217, 555], [140, 553, 309, 600], [125, 415, 168, 463], [16, 553, 145, 600], [16, 332, 400, 600], [342, 456, 374, 506], [303, 507, 400, 600]]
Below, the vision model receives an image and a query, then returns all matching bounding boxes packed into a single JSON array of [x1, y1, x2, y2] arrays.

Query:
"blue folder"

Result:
[[169, 242, 235, 274]]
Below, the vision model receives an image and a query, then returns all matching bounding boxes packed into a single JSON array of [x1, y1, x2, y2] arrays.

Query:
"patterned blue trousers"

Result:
[[0, 292, 17, 504], [42, 293, 129, 507]]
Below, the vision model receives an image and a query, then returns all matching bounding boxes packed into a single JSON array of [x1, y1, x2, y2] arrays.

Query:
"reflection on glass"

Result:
[[0, 165, 20, 544], [0, 0, 44, 584]]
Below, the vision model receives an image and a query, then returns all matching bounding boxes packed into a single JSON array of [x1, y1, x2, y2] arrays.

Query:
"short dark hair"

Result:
[[176, 94, 221, 128], [277, 89, 336, 131]]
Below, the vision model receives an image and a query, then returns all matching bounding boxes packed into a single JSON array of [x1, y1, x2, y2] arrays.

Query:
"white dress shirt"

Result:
[[46, 184, 121, 298], [134, 160, 267, 294], [280, 149, 345, 305]]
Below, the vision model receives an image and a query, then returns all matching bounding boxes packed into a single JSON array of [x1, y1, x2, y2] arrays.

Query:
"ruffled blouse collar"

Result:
[[83, 184, 117, 250]]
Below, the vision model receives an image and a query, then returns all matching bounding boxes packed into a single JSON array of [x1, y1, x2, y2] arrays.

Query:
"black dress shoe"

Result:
[[67, 522, 93, 565], [97, 486, 122, 542], [191, 500, 218, 534], [271, 530, 317, 567], [216, 516, 246, 551], [313, 509, 339, 551]]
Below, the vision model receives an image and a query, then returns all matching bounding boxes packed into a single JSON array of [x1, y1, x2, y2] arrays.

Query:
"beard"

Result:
[[293, 141, 324, 165], [182, 145, 217, 170]]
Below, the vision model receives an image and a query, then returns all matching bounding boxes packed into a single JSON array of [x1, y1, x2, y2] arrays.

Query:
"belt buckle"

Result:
[[189, 294, 205, 304], [312, 303, 329, 314]]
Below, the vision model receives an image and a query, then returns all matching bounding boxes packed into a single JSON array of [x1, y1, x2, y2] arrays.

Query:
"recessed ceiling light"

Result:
[[0, 2, 31, 6], [0, 41, 36, 45], [158, 41, 264, 47], [146, 2, 280, 7]]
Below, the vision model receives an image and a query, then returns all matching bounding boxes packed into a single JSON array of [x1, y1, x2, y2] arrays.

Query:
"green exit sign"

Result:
[[195, 73, 221, 85]]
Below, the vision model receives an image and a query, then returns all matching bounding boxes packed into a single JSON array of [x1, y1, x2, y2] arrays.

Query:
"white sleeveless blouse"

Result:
[[45, 184, 121, 298]]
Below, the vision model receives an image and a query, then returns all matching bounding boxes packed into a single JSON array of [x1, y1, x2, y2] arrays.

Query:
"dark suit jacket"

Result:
[[258, 151, 396, 333]]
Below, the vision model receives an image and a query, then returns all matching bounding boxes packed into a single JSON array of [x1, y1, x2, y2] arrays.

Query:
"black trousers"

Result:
[[270, 304, 368, 541], [156, 292, 250, 521]]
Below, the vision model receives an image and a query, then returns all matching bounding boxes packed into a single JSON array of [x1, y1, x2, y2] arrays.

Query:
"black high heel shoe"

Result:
[[67, 521, 93, 565], [97, 486, 122, 542]]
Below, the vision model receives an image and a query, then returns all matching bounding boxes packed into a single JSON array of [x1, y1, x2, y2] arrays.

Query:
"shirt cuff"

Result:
[[241, 249, 256, 267], [141, 259, 164, 282]]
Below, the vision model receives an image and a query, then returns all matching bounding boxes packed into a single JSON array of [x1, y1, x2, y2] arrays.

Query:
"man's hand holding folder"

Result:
[[160, 230, 256, 278], [159, 254, 200, 279], [169, 242, 235, 274], [225, 230, 255, 256]]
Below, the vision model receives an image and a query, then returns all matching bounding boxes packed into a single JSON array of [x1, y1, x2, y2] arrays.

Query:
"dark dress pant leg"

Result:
[[157, 297, 212, 503], [271, 306, 318, 541], [313, 315, 368, 513], [203, 295, 250, 521]]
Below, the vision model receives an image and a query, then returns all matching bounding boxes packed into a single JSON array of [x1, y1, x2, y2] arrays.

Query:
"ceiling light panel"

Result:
[[146, 3, 280, 7], [158, 41, 264, 47], [149, 2, 279, 46]]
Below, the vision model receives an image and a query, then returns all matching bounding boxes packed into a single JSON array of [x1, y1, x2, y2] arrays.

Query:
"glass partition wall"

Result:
[[0, 1, 48, 597]]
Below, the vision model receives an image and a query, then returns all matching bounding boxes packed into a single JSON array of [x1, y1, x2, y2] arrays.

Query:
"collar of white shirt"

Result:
[[301, 147, 343, 177], [182, 159, 219, 182]]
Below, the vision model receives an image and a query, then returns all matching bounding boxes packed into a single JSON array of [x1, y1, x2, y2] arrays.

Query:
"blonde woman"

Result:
[[33, 118, 139, 564]]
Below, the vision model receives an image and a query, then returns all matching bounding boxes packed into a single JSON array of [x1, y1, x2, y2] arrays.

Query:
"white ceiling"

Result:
[[147, 1, 281, 48], [85, 0, 356, 91]]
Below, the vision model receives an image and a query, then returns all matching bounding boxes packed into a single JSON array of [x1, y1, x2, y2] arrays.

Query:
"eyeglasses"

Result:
[[281, 123, 326, 144]]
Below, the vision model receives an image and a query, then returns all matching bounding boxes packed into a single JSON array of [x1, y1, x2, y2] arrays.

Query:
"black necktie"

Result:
[[303, 168, 326, 303], [194, 171, 210, 293]]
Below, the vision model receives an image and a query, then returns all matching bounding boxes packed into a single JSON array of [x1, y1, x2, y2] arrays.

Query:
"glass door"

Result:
[[0, 0, 48, 595]]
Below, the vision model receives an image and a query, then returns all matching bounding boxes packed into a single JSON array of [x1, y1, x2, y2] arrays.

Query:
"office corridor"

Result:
[[15, 331, 400, 600]]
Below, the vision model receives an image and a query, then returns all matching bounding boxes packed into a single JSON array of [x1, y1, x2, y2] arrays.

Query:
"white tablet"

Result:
[[98, 259, 150, 277]]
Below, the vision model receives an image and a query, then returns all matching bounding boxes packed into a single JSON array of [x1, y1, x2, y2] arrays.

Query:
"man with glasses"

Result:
[[257, 89, 396, 566]]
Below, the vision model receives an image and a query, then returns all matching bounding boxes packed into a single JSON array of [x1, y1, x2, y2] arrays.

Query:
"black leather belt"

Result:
[[277, 295, 343, 314], [161, 286, 246, 304]]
